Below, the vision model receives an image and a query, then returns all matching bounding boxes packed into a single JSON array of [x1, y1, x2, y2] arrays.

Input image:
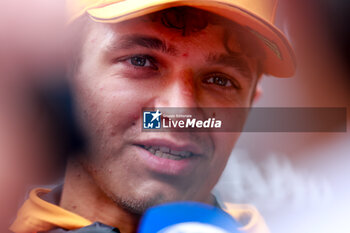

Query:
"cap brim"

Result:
[[86, 0, 296, 77]]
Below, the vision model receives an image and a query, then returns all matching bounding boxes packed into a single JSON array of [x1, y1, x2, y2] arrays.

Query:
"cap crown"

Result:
[[66, 0, 278, 24]]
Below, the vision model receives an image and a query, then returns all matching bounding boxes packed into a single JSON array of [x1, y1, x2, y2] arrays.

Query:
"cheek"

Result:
[[72, 74, 149, 153]]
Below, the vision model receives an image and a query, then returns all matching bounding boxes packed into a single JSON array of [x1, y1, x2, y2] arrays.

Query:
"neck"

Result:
[[60, 158, 140, 233]]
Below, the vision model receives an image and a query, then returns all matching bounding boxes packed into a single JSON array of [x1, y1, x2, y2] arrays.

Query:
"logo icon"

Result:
[[143, 110, 162, 129]]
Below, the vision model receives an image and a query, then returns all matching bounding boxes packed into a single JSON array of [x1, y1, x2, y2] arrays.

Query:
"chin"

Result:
[[113, 191, 170, 215], [112, 184, 197, 215]]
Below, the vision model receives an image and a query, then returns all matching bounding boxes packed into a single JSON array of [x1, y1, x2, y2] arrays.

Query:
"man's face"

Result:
[[72, 13, 259, 213]]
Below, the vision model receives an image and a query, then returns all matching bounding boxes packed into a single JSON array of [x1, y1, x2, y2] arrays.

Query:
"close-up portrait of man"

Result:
[[6, 0, 297, 233]]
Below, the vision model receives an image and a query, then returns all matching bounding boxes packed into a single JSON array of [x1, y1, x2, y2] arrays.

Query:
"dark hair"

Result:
[[157, 7, 209, 36], [154, 7, 265, 68]]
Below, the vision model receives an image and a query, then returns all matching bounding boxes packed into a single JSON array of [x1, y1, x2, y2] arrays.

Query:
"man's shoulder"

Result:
[[10, 187, 269, 233], [223, 202, 270, 233], [10, 188, 92, 233]]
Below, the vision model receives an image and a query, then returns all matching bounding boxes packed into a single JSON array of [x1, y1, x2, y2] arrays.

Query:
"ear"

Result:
[[252, 83, 262, 103], [250, 75, 263, 104]]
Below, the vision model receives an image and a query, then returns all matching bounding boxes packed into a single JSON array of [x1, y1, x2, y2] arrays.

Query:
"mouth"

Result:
[[133, 139, 205, 176], [137, 145, 195, 160]]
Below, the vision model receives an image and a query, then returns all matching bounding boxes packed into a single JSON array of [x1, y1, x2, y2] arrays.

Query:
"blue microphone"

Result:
[[138, 202, 241, 233]]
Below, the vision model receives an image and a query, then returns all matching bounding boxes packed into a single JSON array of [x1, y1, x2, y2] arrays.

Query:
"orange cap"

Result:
[[66, 0, 296, 77]]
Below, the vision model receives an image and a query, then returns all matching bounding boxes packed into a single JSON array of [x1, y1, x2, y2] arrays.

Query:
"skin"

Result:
[[60, 13, 261, 233]]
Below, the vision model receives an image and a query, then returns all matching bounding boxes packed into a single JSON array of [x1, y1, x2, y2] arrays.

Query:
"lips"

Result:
[[139, 145, 194, 160], [133, 138, 205, 175], [134, 138, 204, 159]]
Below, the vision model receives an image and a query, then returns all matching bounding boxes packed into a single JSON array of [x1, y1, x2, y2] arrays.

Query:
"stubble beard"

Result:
[[112, 192, 165, 215]]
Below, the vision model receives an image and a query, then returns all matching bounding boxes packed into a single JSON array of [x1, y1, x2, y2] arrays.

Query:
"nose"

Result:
[[155, 69, 199, 109]]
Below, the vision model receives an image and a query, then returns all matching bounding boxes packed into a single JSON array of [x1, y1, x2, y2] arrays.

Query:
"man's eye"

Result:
[[203, 74, 239, 89], [127, 55, 155, 68]]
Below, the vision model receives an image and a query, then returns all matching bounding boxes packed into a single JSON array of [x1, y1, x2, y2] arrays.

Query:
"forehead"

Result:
[[80, 10, 261, 79], [86, 9, 251, 55]]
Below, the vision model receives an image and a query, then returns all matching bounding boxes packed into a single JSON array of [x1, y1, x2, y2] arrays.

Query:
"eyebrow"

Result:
[[108, 34, 179, 56], [206, 53, 254, 79], [105, 34, 254, 78]]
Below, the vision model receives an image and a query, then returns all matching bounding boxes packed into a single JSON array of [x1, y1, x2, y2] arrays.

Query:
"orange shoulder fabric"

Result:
[[10, 188, 270, 233], [223, 202, 270, 233], [10, 188, 92, 233]]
